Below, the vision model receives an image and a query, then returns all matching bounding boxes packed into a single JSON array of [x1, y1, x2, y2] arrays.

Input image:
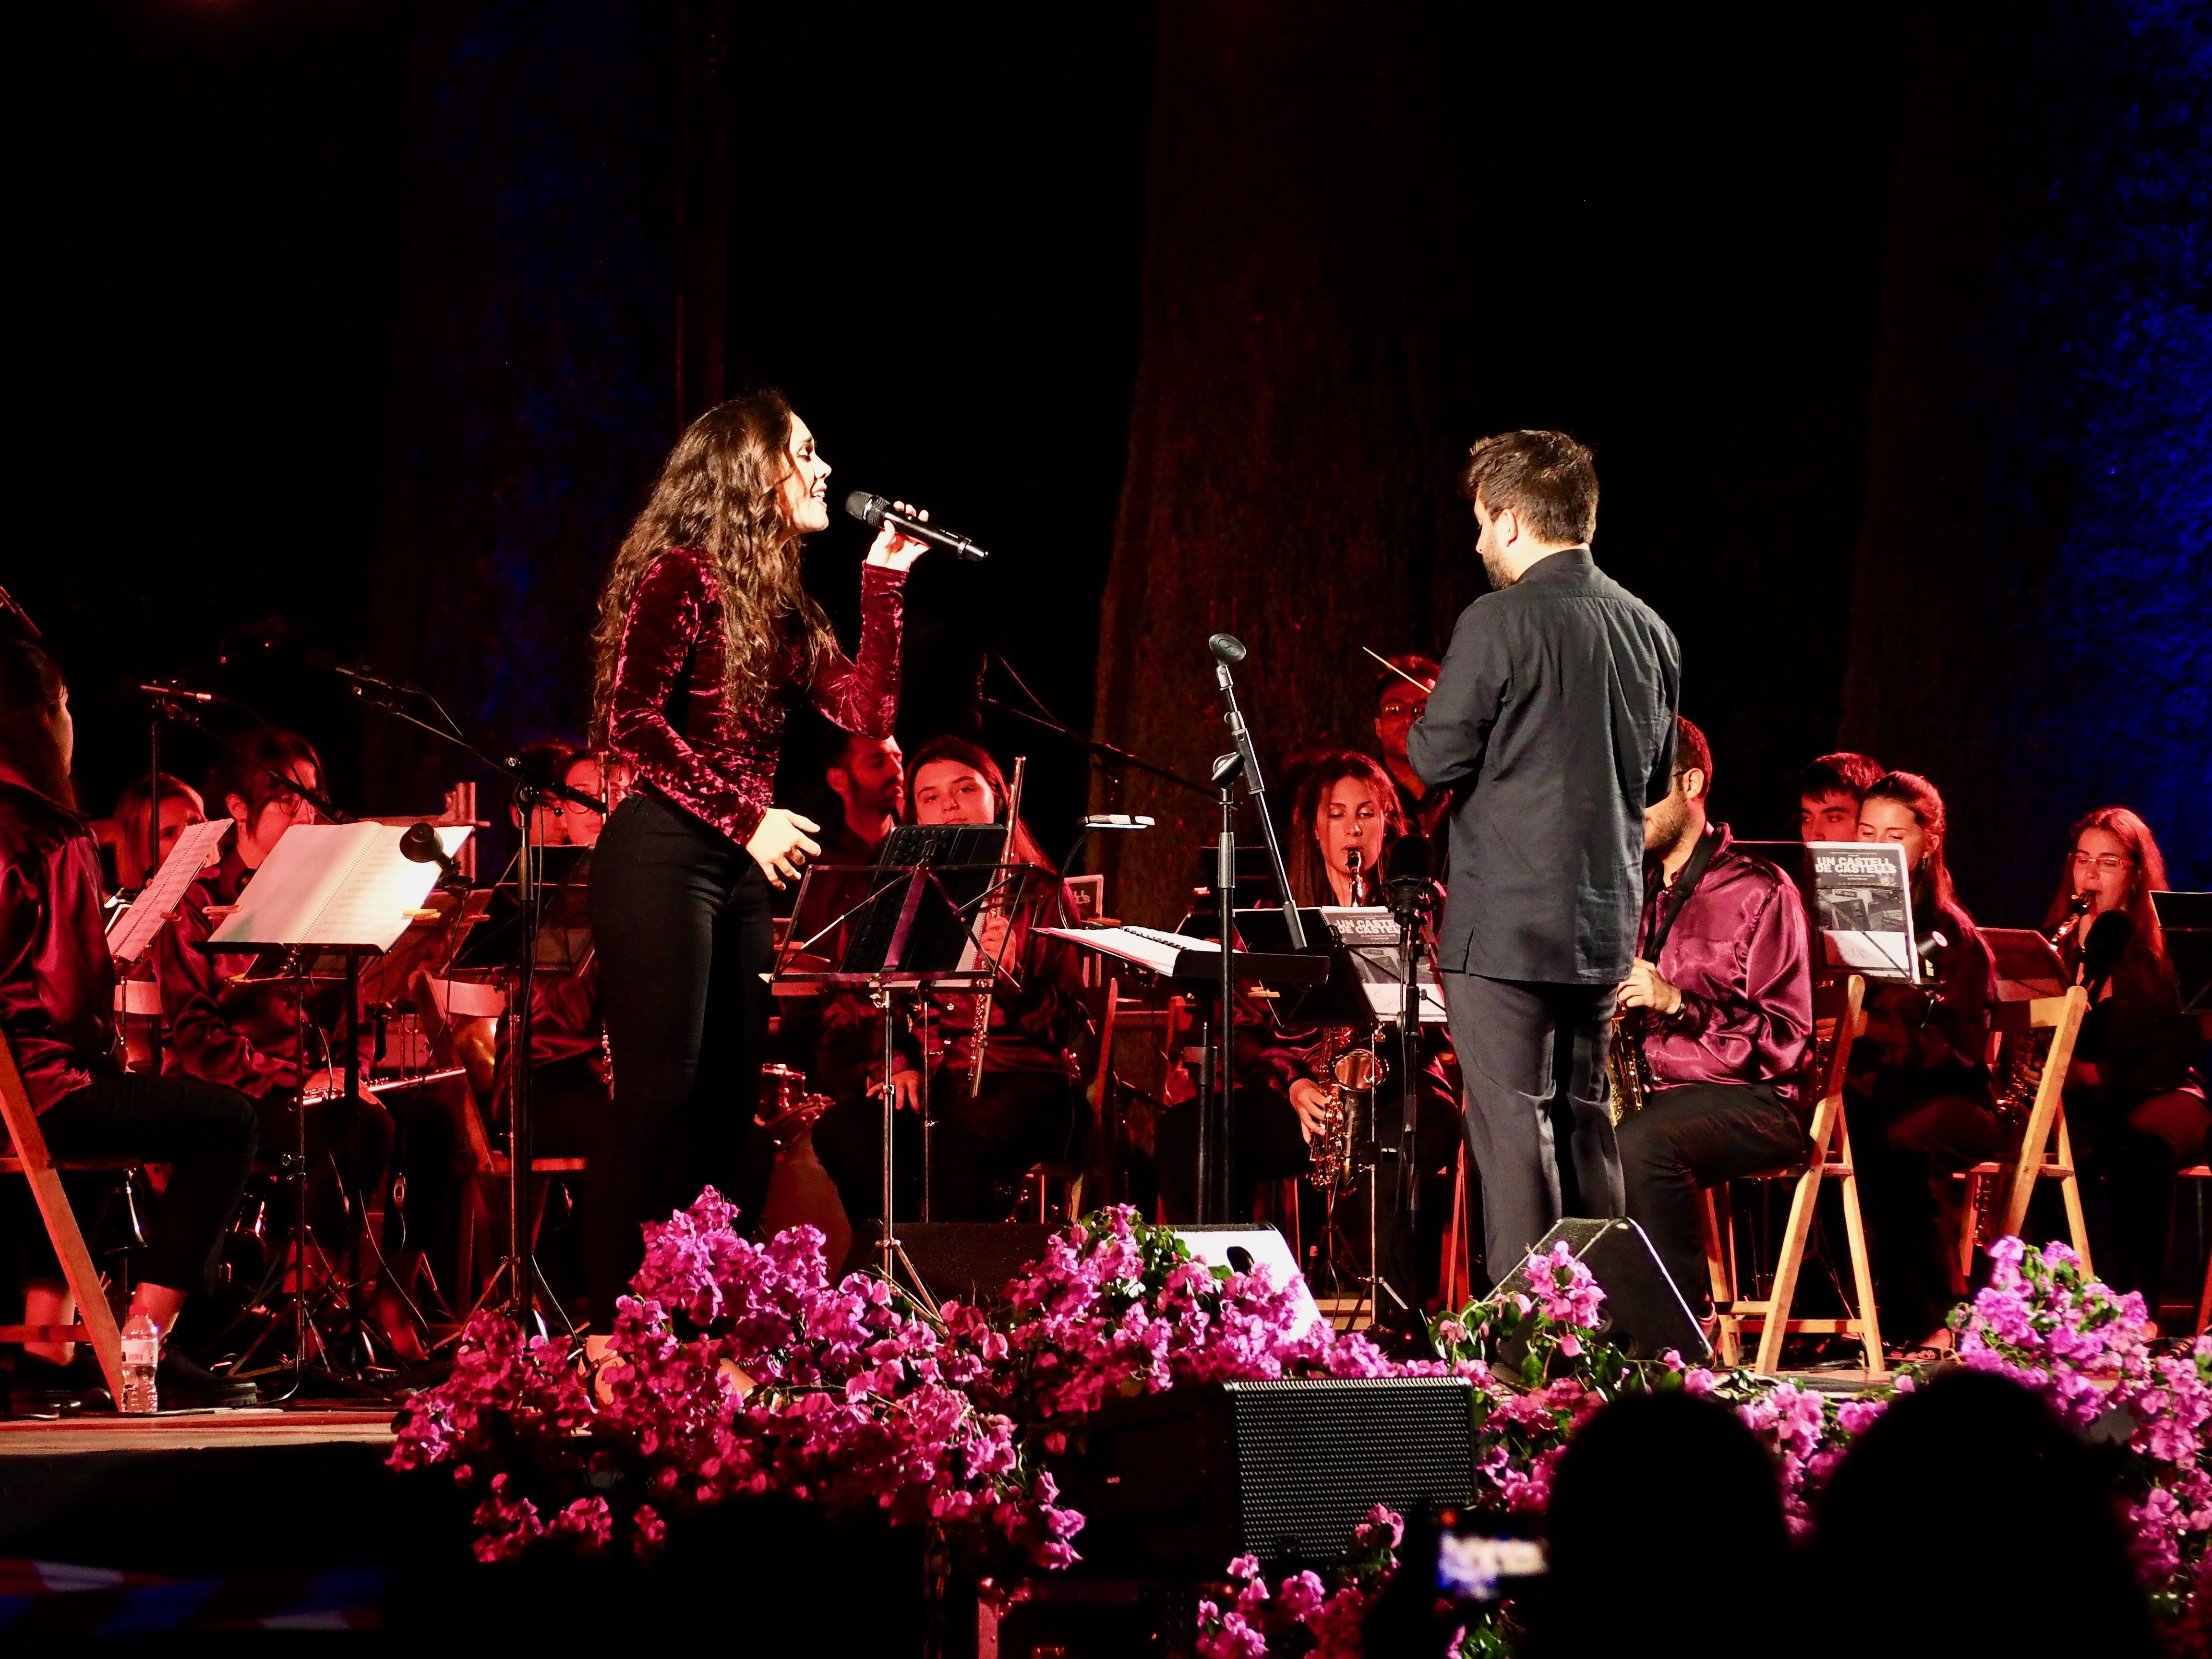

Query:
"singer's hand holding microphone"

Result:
[[846, 492, 991, 565]]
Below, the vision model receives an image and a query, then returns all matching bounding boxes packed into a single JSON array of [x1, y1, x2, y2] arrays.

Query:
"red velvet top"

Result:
[[605, 550, 907, 847], [0, 760, 118, 1114]]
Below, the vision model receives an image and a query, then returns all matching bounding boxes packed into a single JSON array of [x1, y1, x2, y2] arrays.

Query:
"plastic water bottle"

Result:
[[120, 1313, 160, 1415]]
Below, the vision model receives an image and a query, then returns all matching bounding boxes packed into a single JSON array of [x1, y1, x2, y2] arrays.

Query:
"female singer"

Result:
[[810, 736, 1087, 1225], [1851, 770, 1999, 1351], [584, 392, 925, 1342], [152, 729, 397, 1263], [2045, 807, 2208, 1322]]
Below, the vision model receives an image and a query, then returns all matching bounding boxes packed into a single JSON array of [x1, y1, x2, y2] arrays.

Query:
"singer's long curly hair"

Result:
[[2043, 805, 2174, 1007], [1287, 751, 1407, 907], [589, 391, 836, 742]]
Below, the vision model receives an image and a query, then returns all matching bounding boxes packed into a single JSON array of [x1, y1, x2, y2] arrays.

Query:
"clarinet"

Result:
[[967, 756, 1028, 1098]]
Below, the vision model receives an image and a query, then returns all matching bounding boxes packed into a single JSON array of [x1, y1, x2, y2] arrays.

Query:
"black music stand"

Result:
[[2155, 893, 2212, 1017], [773, 830, 1034, 1294], [202, 821, 468, 1393]]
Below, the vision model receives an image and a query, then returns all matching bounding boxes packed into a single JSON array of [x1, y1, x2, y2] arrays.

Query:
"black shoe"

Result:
[[154, 1350, 259, 1409], [9, 1349, 110, 1414]]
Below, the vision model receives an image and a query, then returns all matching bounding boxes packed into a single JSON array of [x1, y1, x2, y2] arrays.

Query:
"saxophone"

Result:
[[1305, 1026, 1387, 1194], [1605, 1008, 1650, 1125]]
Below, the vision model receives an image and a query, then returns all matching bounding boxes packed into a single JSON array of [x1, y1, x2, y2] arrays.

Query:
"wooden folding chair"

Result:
[[1957, 985, 2091, 1277], [1703, 974, 1885, 1379], [0, 1033, 130, 1403], [1439, 1141, 1475, 1310]]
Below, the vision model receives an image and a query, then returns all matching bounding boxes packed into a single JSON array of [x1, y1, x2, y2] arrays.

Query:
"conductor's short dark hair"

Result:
[[1456, 429, 1599, 545]]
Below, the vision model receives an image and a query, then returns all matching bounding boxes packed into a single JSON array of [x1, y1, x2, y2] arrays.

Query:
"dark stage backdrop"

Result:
[[1845, 0, 2212, 921], [1093, 3, 1907, 926], [12, 0, 410, 820], [14, 4, 2204, 933]]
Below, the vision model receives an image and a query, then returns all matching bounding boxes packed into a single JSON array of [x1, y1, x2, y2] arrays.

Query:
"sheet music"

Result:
[[1037, 924, 1213, 977], [208, 823, 471, 953], [106, 818, 233, 966]]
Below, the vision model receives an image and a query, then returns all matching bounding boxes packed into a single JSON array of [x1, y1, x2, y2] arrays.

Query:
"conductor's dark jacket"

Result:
[[1407, 548, 1680, 986]]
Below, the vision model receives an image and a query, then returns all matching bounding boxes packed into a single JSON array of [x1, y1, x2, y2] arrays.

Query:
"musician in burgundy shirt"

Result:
[[1615, 720, 1814, 1313], [811, 738, 1086, 1224], [584, 391, 926, 1339], [150, 729, 395, 1260], [0, 632, 256, 1407]]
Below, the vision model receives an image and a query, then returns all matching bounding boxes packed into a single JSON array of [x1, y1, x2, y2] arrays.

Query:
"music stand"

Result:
[[204, 820, 469, 1392], [2154, 893, 2212, 1017], [773, 831, 1034, 1292]]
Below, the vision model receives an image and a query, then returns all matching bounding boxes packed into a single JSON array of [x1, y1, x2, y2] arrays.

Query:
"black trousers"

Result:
[[1857, 1077, 1999, 1345], [1617, 1082, 1807, 1314], [16, 1071, 257, 1293], [814, 1069, 1081, 1225], [1442, 971, 1621, 1279], [2074, 1084, 2212, 1319], [586, 792, 775, 1320]]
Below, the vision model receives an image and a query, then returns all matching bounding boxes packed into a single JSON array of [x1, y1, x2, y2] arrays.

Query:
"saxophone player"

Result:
[[1615, 719, 1815, 1317]]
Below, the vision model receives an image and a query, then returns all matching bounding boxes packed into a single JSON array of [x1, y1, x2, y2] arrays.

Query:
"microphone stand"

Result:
[[1207, 639, 1305, 950], [330, 671, 604, 1334], [1208, 751, 1244, 1224]]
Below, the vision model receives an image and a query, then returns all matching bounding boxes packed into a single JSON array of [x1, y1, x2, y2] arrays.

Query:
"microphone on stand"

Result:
[[843, 492, 990, 562], [1385, 833, 1432, 926], [1078, 814, 1155, 830], [138, 683, 218, 704]]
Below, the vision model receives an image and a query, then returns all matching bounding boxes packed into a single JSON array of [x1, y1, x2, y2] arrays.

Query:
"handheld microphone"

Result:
[[843, 492, 989, 562], [399, 821, 467, 890]]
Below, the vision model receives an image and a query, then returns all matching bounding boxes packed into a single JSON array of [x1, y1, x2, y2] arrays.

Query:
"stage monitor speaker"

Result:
[[1168, 1223, 1322, 1338], [1061, 1375, 1476, 1576], [845, 1222, 1057, 1307], [1494, 1216, 1710, 1362]]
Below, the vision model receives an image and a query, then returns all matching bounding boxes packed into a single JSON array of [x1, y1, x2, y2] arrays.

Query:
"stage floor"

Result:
[[0, 1405, 397, 1457]]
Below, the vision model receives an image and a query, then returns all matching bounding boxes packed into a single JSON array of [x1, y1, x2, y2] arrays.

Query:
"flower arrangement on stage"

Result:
[[1197, 1504, 1405, 1659], [389, 1196, 1421, 1568], [391, 1197, 2212, 1652], [1948, 1235, 2212, 1616]]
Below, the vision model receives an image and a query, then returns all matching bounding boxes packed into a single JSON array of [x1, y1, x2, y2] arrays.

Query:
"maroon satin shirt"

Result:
[[604, 550, 906, 847], [151, 842, 375, 1099], [1635, 823, 1814, 1096], [0, 760, 118, 1114]]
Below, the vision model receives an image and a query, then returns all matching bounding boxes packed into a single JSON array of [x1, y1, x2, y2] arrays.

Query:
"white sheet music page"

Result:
[[107, 817, 233, 966], [310, 825, 469, 947], [207, 823, 469, 953]]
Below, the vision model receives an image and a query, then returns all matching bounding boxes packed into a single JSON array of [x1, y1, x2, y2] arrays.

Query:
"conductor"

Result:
[[1408, 430, 1680, 1282]]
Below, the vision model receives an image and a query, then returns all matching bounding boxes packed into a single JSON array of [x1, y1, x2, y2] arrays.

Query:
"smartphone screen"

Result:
[[1435, 1524, 1547, 1605]]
